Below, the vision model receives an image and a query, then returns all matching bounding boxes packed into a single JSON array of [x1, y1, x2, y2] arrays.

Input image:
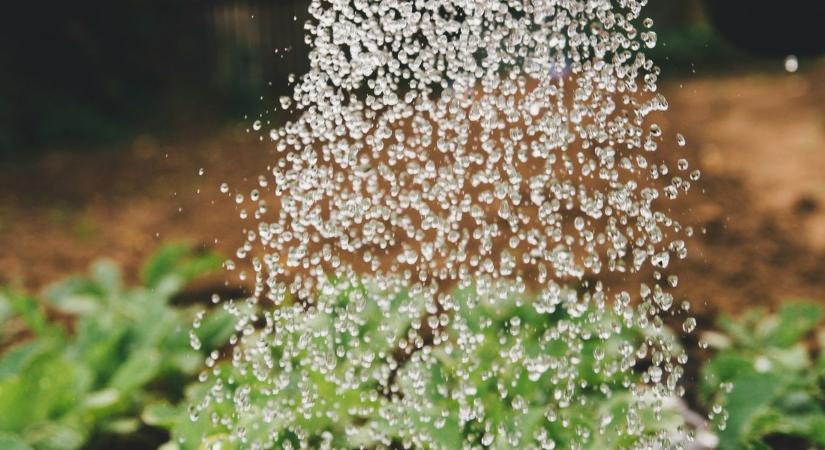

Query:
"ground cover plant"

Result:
[[3, 244, 825, 449], [0, 244, 235, 450], [0, 248, 688, 450], [154, 282, 686, 449], [700, 302, 825, 449]]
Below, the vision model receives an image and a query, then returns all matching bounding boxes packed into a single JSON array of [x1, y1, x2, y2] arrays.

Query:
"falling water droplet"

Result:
[[784, 55, 799, 73], [683, 317, 697, 333]]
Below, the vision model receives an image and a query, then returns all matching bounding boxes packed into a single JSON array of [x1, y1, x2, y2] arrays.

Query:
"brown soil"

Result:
[[2, 60, 825, 316]]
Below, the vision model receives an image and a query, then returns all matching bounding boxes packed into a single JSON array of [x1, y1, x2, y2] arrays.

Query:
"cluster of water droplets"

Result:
[[194, 1, 706, 448]]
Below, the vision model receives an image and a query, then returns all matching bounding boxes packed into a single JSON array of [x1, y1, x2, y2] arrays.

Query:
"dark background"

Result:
[[2, 0, 823, 157], [0, 0, 312, 156]]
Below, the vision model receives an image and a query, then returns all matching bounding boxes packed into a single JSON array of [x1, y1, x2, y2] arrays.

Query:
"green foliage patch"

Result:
[[0, 244, 234, 450], [4, 244, 825, 450], [151, 283, 684, 450], [701, 302, 825, 449]]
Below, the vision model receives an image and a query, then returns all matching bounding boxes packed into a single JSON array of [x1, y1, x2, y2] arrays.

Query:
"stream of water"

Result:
[[194, 1, 710, 448]]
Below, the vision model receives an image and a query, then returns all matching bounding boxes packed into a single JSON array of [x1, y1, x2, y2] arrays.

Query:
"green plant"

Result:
[[0, 248, 696, 450], [155, 282, 684, 449], [0, 243, 235, 450], [701, 302, 825, 449]]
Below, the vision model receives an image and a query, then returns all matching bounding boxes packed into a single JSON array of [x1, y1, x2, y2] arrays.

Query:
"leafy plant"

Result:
[[701, 302, 825, 449], [0, 243, 234, 450], [155, 282, 685, 449], [0, 245, 729, 450], [150, 278, 428, 450]]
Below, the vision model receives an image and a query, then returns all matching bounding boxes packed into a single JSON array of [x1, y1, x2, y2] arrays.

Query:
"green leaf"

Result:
[[142, 402, 181, 428], [89, 260, 122, 297], [0, 376, 27, 430], [0, 338, 58, 380], [700, 351, 755, 403], [717, 373, 782, 450], [81, 388, 121, 413], [194, 309, 235, 352], [69, 317, 128, 380], [46, 294, 101, 315], [24, 421, 86, 450], [141, 243, 221, 291], [168, 351, 201, 375], [765, 344, 810, 371], [773, 389, 820, 414], [126, 298, 178, 349], [0, 290, 57, 337], [43, 277, 104, 306], [750, 411, 825, 446], [425, 415, 462, 449], [718, 309, 764, 347], [102, 417, 140, 435], [762, 302, 823, 347], [0, 432, 32, 450], [108, 348, 161, 394], [0, 355, 92, 431]]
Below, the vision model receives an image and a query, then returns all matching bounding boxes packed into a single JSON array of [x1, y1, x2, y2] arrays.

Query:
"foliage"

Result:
[[701, 302, 825, 450], [153, 283, 684, 450], [8, 243, 825, 450], [0, 244, 234, 450]]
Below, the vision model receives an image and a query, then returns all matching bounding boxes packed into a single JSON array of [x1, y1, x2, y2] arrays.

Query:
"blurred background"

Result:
[[1, 1, 825, 449], [2, 0, 824, 310]]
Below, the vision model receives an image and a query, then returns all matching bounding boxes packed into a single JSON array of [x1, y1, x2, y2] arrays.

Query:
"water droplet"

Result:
[[279, 96, 292, 110], [682, 317, 696, 333], [784, 55, 799, 73]]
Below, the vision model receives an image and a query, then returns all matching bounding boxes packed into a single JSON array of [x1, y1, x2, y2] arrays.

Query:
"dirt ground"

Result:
[[1, 60, 824, 316]]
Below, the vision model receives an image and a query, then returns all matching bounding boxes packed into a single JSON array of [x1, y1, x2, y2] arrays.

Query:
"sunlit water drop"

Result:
[[784, 54, 799, 73]]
